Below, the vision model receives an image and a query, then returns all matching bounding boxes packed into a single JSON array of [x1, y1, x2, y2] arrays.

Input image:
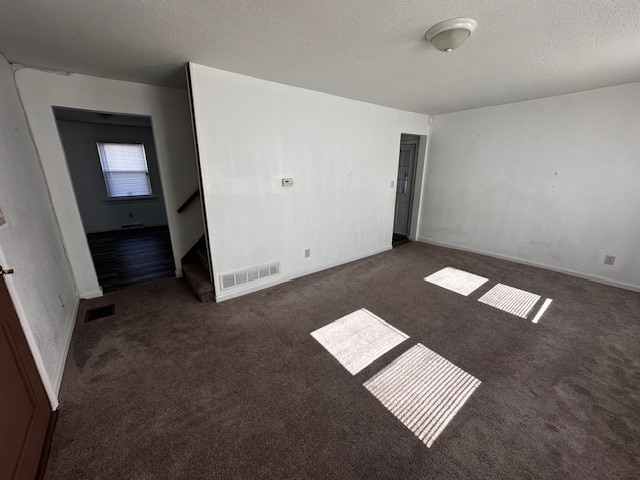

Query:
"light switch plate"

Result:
[[0, 206, 6, 227]]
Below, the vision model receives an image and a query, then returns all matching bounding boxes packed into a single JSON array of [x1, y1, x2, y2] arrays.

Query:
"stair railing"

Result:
[[177, 189, 200, 213]]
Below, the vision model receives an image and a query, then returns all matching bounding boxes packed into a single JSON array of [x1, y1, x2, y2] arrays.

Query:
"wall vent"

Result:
[[121, 223, 145, 229], [219, 261, 281, 290]]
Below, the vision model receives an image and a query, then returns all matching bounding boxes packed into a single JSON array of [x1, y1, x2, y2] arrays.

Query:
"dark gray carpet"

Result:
[[46, 242, 640, 479]]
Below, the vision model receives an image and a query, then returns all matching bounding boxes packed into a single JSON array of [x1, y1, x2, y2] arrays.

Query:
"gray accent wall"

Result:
[[56, 120, 168, 233]]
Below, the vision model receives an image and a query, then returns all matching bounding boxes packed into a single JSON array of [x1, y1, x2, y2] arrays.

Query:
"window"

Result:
[[97, 142, 152, 198]]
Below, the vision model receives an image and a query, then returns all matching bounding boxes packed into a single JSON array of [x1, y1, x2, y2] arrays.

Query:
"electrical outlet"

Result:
[[305, 248, 311, 258], [604, 255, 615, 266], [390, 180, 395, 189], [128, 212, 134, 218]]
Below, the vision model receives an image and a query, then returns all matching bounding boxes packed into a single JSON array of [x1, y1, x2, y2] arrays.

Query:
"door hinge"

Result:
[[0, 265, 14, 276]]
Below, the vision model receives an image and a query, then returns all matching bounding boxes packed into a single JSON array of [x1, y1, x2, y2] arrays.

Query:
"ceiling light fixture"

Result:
[[425, 18, 477, 52]]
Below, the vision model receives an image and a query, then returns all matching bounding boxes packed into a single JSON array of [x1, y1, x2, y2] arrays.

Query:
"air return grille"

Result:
[[220, 261, 280, 290]]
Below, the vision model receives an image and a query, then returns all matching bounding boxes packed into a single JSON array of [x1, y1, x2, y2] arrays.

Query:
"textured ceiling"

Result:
[[1, 0, 639, 114]]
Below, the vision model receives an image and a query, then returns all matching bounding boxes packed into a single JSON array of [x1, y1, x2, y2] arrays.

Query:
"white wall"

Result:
[[418, 82, 640, 291], [56, 121, 168, 233], [15, 68, 203, 297], [189, 63, 429, 300], [0, 54, 77, 408]]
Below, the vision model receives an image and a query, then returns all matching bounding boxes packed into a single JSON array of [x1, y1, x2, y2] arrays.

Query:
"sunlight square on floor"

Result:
[[477, 283, 541, 319], [364, 343, 481, 448], [424, 266, 489, 296], [311, 309, 409, 375]]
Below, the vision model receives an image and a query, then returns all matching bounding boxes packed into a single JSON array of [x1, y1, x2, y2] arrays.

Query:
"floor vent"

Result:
[[220, 261, 280, 290], [85, 304, 115, 323]]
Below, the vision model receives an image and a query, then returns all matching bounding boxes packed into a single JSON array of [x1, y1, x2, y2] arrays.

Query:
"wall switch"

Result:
[[58, 294, 64, 310], [282, 178, 293, 187], [604, 255, 616, 266], [0, 206, 5, 227], [390, 180, 395, 188], [305, 248, 311, 258]]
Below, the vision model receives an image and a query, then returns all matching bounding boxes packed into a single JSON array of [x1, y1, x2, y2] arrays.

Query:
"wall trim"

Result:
[[216, 246, 392, 302], [83, 222, 169, 235], [81, 288, 103, 300], [417, 237, 640, 293], [51, 295, 79, 398]]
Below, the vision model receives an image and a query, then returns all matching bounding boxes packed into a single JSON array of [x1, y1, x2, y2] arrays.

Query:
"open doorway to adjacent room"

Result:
[[392, 134, 422, 247], [53, 107, 175, 292]]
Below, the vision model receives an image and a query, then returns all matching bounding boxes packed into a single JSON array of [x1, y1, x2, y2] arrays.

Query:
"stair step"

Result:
[[196, 247, 209, 273], [182, 262, 214, 302]]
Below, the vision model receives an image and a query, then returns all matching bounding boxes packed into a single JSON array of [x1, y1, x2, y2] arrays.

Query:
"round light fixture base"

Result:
[[425, 18, 477, 52]]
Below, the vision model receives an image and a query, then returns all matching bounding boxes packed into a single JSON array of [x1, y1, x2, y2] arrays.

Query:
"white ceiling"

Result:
[[1, 0, 639, 114]]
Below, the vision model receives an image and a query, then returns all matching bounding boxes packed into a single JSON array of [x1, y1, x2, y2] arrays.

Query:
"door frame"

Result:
[[394, 134, 421, 238], [393, 142, 417, 237], [14, 68, 202, 299], [186, 64, 214, 286], [390, 133, 429, 243], [53, 109, 176, 294]]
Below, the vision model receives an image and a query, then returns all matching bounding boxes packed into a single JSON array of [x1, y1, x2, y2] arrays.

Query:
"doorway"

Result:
[[393, 134, 420, 246], [54, 108, 175, 292]]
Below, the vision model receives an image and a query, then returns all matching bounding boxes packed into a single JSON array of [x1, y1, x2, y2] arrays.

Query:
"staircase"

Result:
[[182, 236, 214, 302]]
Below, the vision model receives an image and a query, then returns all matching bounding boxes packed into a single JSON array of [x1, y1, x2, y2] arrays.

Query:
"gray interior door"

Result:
[[393, 143, 416, 236]]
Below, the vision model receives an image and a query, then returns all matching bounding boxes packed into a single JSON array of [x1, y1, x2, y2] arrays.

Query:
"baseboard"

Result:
[[84, 223, 169, 234], [292, 246, 393, 280], [417, 237, 640, 293], [51, 295, 80, 402], [80, 288, 103, 299], [215, 246, 393, 302]]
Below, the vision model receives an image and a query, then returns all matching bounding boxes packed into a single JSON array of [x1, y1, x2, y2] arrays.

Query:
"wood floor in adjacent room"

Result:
[[86, 226, 175, 293], [45, 243, 640, 479]]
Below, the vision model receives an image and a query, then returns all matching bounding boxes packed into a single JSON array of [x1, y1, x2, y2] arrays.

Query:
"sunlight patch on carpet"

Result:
[[311, 309, 409, 375], [424, 267, 489, 296], [364, 343, 481, 448], [478, 283, 541, 319], [532, 298, 553, 323]]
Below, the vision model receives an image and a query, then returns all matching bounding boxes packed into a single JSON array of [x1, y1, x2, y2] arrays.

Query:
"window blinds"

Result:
[[97, 142, 152, 198]]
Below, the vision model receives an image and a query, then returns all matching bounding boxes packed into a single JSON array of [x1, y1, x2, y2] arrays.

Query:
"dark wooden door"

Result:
[[0, 276, 52, 480]]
